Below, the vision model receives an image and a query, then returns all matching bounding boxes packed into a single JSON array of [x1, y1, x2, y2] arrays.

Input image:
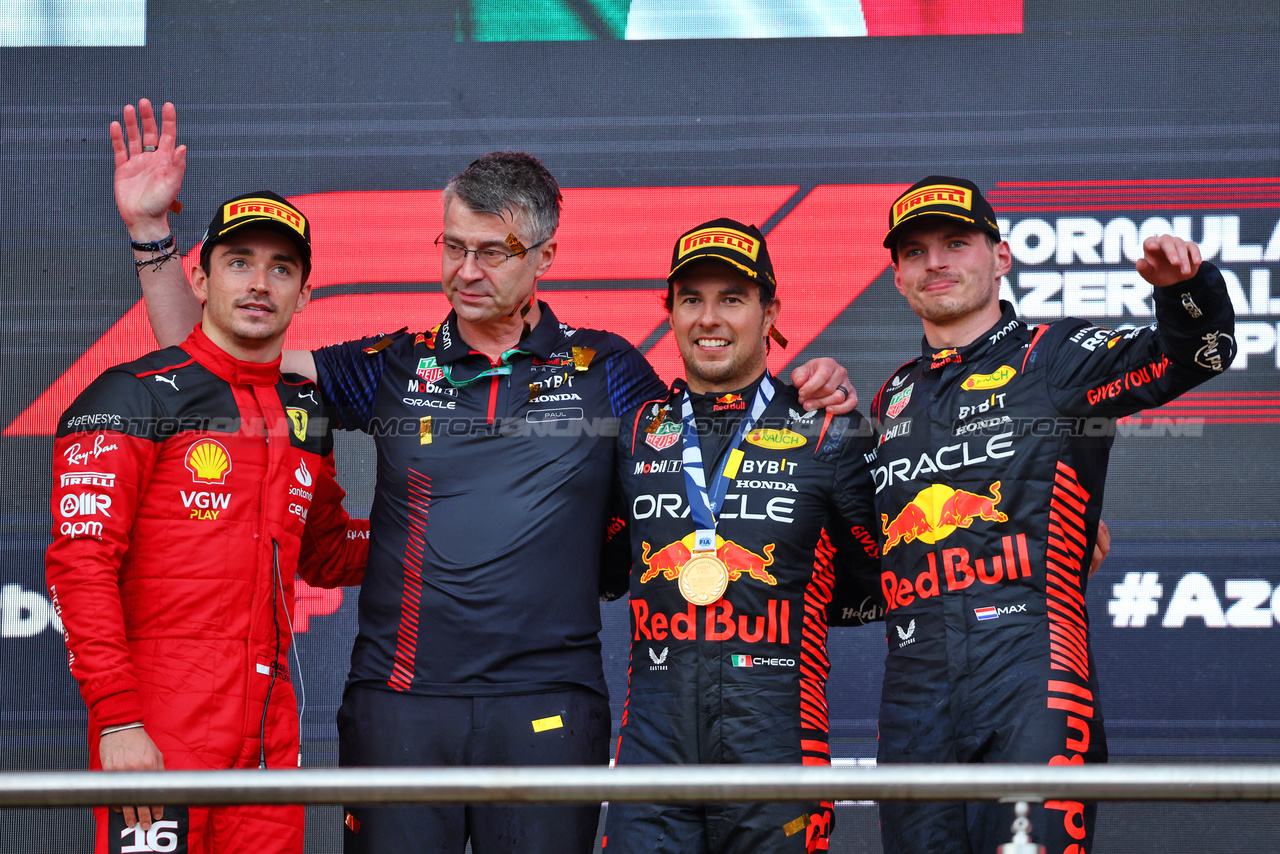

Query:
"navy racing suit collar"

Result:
[[919, 301, 1024, 372]]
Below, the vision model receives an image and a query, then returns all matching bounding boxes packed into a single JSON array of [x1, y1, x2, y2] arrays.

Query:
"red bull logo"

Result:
[[713, 393, 746, 411], [881, 482, 1008, 554], [881, 533, 1033, 611], [930, 348, 963, 370], [632, 597, 791, 644], [640, 534, 777, 585]]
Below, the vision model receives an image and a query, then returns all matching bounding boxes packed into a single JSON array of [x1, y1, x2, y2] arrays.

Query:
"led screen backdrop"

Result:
[[3, 2, 1279, 851]]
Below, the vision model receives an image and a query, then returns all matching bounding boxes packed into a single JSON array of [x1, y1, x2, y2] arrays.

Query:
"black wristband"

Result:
[[130, 233, 175, 253]]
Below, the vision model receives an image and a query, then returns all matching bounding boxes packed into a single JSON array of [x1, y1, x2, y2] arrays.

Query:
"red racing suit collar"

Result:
[[182, 323, 283, 387]]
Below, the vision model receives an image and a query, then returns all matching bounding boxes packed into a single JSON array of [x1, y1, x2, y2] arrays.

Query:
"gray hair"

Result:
[[442, 151, 562, 246]]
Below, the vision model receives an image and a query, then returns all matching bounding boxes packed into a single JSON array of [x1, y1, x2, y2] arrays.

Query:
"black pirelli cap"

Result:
[[884, 176, 1001, 249]]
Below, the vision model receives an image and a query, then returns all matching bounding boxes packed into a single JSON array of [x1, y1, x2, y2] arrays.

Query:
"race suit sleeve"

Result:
[[605, 335, 669, 417], [600, 419, 636, 602], [295, 450, 368, 588], [311, 334, 393, 432], [599, 338, 664, 600], [1039, 261, 1236, 417], [826, 410, 886, 627], [45, 370, 163, 730]]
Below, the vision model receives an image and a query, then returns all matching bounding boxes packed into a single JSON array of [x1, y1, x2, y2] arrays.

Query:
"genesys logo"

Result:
[[1108, 571, 1280, 629], [10, 181, 1280, 438]]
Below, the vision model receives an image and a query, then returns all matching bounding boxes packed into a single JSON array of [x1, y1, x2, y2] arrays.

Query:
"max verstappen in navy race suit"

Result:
[[869, 177, 1236, 854], [46, 187, 368, 854], [115, 99, 862, 854], [603, 220, 882, 854]]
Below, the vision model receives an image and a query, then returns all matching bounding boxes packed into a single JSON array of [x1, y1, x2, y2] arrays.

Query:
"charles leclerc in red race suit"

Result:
[[46, 322, 369, 854]]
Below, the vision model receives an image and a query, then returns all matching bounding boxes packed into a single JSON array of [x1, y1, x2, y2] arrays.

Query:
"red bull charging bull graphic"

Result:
[[634, 535, 787, 643], [881, 481, 1009, 553], [878, 482, 1030, 611], [640, 534, 777, 585]]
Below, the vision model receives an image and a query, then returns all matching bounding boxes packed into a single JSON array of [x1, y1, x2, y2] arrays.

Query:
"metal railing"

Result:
[[3, 764, 1280, 808]]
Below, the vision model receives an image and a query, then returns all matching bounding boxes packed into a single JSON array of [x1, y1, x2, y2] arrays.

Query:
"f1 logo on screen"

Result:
[[4, 185, 905, 437]]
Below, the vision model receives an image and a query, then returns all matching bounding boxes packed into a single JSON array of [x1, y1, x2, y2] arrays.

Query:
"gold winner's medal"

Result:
[[679, 552, 729, 605]]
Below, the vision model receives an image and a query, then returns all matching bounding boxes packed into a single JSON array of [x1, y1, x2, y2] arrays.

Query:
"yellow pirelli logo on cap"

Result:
[[223, 198, 307, 236], [532, 715, 563, 733], [892, 184, 972, 227], [678, 227, 760, 260]]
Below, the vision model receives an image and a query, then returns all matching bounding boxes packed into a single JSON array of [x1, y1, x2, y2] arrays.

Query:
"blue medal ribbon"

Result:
[[679, 373, 775, 553]]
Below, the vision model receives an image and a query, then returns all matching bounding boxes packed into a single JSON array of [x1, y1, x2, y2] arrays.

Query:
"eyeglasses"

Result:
[[433, 234, 547, 269]]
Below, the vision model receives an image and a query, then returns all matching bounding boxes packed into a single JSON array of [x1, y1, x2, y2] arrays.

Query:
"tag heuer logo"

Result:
[[886, 384, 914, 419], [416, 357, 443, 384], [645, 421, 682, 452]]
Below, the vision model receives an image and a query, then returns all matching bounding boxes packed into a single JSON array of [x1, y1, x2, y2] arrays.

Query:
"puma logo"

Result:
[[154, 374, 179, 391]]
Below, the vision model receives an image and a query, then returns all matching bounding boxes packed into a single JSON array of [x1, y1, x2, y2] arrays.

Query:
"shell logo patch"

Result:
[[185, 439, 232, 484]]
